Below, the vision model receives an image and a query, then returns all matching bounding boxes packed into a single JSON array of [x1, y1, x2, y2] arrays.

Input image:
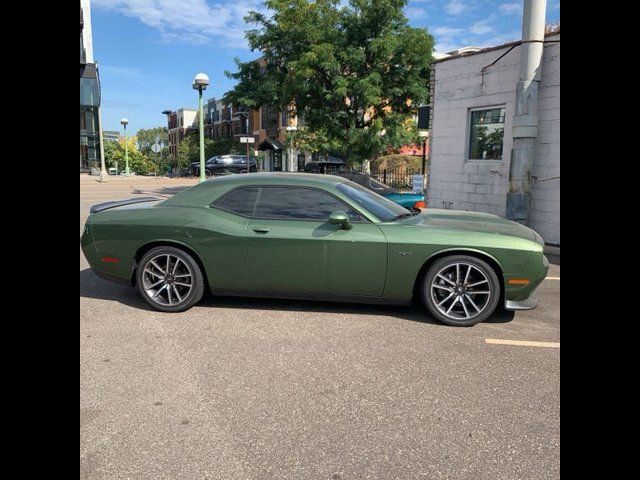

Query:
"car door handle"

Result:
[[252, 227, 270, 234]]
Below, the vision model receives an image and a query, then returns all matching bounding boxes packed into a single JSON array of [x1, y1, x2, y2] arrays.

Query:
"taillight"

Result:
[[413, 201, 427, 209], [101, 257, 120, 263]]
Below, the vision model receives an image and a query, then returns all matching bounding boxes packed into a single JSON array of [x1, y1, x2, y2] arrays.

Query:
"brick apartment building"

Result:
[[166, 97, 304, 172], [164, 108, 198, 158]]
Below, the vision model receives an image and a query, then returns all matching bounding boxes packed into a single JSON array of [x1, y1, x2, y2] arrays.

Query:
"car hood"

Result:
[[400, 208, 542, 244]]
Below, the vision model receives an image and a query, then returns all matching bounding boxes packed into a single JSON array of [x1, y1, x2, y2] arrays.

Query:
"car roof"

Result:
[[162, 172, 352, 207], [205, 172, 349, 186]]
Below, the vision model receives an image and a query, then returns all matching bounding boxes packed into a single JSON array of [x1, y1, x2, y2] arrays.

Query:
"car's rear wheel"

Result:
[[205, 169, 212, 178], [422, 255, 500, 326], [136, 246, 204, 312]]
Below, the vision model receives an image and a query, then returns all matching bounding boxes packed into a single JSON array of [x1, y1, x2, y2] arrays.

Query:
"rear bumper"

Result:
[[505, 292, 537, 310], [93, 269, 133, 287]]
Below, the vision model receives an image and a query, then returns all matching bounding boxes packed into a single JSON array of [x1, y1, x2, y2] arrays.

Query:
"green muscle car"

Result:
[[81, 173, 548, 326]]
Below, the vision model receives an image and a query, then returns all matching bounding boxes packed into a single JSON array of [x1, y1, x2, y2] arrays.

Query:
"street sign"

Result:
[[412, 174, 425, 193], [151, 143, 162, 153], [240, 136, 255, 143]]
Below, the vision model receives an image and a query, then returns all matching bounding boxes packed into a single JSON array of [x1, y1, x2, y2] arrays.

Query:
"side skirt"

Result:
[[210, 288, 412, 306]]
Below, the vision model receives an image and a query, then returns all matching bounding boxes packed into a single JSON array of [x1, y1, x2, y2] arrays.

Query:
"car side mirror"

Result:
[[328, 211, 352, 230]]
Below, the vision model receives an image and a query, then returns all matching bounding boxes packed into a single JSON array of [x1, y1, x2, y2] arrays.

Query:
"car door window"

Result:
[[211, 186, 259, 217], [254, 187, 363, 222]]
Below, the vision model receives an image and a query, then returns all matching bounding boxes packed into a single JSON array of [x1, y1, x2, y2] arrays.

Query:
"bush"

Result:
[[371, 154, 422, 172]]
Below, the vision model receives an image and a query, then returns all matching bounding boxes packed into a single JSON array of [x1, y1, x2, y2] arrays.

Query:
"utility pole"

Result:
[[506, 0, 547, 224]]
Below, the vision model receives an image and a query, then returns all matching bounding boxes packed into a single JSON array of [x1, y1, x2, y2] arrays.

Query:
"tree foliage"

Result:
[[175, 133, 243, 171], [225, 0, 434, 164], [103, 137, 157, 175], [136, 127, 171, 172], [136, 127, 168, 153]]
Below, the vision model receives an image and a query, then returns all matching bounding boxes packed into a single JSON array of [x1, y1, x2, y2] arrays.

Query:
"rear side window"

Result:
[[254, 186, 363, 221], [212, 186, 259, 217]]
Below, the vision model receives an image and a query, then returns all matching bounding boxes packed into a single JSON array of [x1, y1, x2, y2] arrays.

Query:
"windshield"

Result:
[[337, 181, 411, 222]]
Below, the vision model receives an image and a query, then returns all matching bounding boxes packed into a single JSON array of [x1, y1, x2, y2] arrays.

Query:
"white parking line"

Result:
[[485, 339, 559, 348], [545, 276, 560, 280]]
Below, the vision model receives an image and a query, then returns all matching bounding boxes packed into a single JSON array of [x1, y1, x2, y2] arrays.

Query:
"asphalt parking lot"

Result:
[[80, 174, 559, 480]]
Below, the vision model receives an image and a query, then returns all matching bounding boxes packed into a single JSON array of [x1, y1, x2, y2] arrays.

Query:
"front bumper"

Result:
[[504, 292, 538, 310], [503, 254, 548, 311]]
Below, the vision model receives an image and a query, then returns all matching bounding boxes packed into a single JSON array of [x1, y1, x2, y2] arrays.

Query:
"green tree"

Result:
[[136, 127, 168, 153], [104, 137, 157, 175], [175, 135, 199, 171], [225, 0, 434, 165], [137, 127, 171, 172]]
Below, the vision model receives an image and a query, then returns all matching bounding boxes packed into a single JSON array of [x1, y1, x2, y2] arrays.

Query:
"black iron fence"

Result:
[[345, 165, 422, 191], [370, 168, 421, 191]]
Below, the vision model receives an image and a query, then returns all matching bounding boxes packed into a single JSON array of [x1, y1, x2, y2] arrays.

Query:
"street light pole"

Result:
[[121, 118, 129, 176], [97, 105, 108, 182], [193, 73, 210, 183]]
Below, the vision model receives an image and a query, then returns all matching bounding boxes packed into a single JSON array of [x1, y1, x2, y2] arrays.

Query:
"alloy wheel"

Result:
[[142, 253, 193, 307], [430, 262, 492, 321]]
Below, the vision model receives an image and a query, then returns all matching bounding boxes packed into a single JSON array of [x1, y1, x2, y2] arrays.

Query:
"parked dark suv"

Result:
[[303, 156, 346, 174], [190, 155, 258, 177]]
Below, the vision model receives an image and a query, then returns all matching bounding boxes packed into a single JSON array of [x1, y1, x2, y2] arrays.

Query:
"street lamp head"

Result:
[[192, 72, 210, 90], [120, 118, 129, 126]]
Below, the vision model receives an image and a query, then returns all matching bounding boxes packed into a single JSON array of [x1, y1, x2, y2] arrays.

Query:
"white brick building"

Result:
[[426, 32, 560, 245]]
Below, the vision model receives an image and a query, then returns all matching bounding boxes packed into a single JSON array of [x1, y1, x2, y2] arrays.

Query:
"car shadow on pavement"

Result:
[[80, 268, 151, 310], [80, 268, 515, 325]]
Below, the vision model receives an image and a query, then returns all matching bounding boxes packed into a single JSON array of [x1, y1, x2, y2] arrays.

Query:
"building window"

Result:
[[80, 77, 100, 107], [468, 107, 505, 160]]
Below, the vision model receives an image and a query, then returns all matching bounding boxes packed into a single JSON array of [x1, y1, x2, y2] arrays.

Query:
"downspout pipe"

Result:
[[506, 0, 547, 224]]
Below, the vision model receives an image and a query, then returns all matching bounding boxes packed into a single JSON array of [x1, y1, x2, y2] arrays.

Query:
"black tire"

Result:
[[205, 169, 212, 178], [422, 255, 501, 326], [136, 246, 205, 312]]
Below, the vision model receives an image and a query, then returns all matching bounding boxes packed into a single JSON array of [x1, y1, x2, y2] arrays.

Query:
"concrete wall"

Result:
[[427, 34, 560, 245]]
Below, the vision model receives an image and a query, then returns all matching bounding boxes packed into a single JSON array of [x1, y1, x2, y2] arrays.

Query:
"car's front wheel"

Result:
[[136, 246, 205, 312], [422, 255, 500, 326]]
